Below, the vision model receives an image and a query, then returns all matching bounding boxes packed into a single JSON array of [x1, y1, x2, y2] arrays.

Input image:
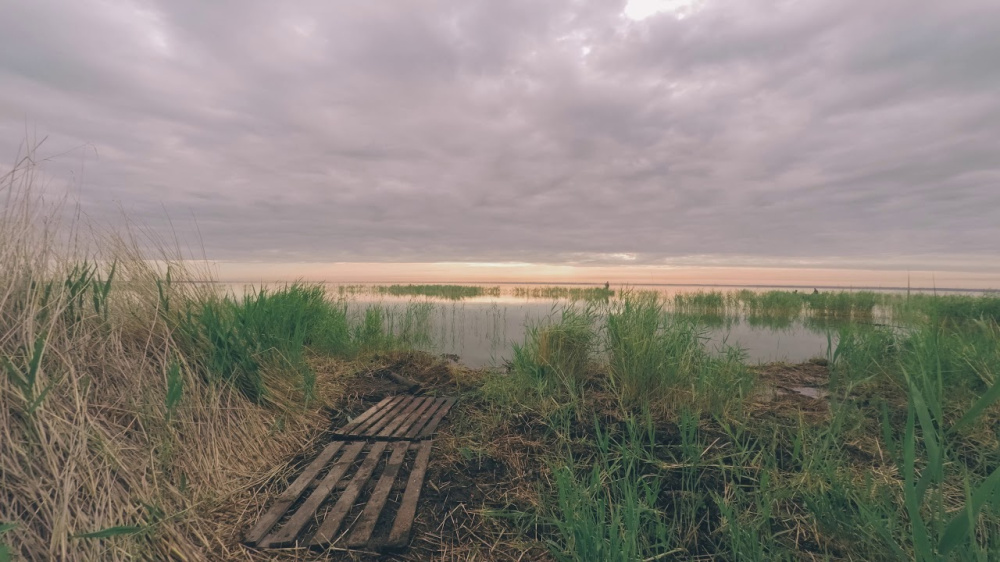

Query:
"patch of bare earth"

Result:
[[238, 352, 548, 561]]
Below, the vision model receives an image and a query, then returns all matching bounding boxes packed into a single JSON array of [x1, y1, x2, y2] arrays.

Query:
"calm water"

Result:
[[214, 283, 898, 368], [332, 287, 849, 368]]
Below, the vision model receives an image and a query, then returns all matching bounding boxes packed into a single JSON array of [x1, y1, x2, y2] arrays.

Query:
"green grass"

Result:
[[673, 290, 727, 315], [167, 283, 353, 402], [7, 155, 1000, 562], [897, 294, 1000, 324], [338, 284, 501, 300], [353, 301, 436, 352], [509, 306, 596, 404], [742, 290, 805, 320], [546, 414, 677, 561], [480, 290, 1000, 561], [607, 292, 753, 412], [513, 286, 615, 301], [165, 283, 439, 403]]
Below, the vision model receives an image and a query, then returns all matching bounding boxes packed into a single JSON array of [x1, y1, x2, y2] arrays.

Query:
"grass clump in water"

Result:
[[510, 306, 596, 402], [608, 292, 753, 413], [804, 290, 878, 319], [376, 284, 500, 300], [513, 286, 615, 301]]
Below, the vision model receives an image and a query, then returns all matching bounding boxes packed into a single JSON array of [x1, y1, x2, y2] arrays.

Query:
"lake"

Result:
[[321, 285, 879, 368], [211, 282, 919, 368]]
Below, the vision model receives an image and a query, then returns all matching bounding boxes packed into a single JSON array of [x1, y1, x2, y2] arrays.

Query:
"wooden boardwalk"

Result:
[[245, 395, 457, 551]]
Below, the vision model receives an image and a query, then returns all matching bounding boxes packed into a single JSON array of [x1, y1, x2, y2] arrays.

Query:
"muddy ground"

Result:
[[239, 352, 834, 561]]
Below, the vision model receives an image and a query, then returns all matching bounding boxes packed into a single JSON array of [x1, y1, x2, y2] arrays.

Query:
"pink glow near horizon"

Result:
[[212, 262, 1000, 291]]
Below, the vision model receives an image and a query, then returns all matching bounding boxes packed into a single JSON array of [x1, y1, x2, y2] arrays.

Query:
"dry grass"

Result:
[[0, 150, 347, 560]]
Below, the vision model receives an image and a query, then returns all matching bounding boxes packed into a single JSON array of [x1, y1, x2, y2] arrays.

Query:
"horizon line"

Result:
[[180, 279, 1000, 293]]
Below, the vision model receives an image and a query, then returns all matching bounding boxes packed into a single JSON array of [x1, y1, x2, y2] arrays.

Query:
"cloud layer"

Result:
[[2, 0, 998, 271]]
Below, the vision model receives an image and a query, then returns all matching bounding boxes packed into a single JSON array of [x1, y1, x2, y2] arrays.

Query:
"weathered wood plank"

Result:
[[244, 441, 346, 545], [250, 394, 457, 551], [390, 397, 440, 438], [353, 396, 414, 436], [340, 395, 406, 437], [416, 397, 457, 439], [260, 441, 366, 548], [384, 370, 421, 392], [401, 397, 447, 439], [345, 441, 410, 547], [310, 441, 389, 547], [336, 396, 395, 435], [378, 397, 432, 438], [385, 440, 433, 550]]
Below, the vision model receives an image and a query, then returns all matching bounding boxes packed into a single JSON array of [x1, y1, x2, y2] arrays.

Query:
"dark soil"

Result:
[[247, 353, 849, 560]]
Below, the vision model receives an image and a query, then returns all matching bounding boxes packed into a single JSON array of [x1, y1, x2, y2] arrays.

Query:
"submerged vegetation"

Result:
[[336, 283, 616, 301], [337, 283, 501, 300], [512, 285, 615, 301], [672, 288, 1000, 326]]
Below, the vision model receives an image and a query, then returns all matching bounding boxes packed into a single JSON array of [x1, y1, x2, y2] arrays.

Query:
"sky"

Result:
[[1, 0, 998, 287]]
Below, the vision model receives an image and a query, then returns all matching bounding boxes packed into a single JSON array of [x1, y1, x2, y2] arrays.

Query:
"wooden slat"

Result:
[[245, 441, 346, 545], [378, 397, 432, 438], [353, 397, 415, 437], [345, 441, 410, 547], [401, 398, 447, 439], [310, 442, 389, 547], [336, 396, 395, 435], [261, 441, 366, 547], [251, 394, 458, 551], [416, 397, 457, 439], [385, 440, 433, 549], [390, 397, 441, 438], [340, 395, 405, 437]]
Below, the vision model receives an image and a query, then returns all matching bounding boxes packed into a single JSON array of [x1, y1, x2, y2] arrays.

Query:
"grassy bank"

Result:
[[454, 292, 1000, 561], [0, 157, 441, 560], [5, 157, 1000, 559]]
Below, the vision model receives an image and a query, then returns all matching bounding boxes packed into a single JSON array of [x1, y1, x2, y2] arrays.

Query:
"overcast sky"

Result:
[[1, 0, 998, 275]]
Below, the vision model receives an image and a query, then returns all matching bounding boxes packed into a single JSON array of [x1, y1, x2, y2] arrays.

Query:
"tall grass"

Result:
[[608, 293, 697, 404], [606, 292, 753, 412], [347, 302, 437, 352], [672, 290, 727, 316], [0, 152, 372, 559], [899, 294, 1000, 324], [742, 290, 805, 324], [512, 286, 614, 301], [510, 306, 596, 402], [862, 321, 1000, 560], [377, 284, 501, 300], [805, 290, 878, 318], [167, 284, 352, 403], [494, 289, 1000, 560], [337, 283, 501, 300], [546, 414, 677, 561]]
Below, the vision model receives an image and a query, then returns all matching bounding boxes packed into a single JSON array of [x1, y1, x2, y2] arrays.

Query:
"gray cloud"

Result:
[[1, 0, 998, 271]]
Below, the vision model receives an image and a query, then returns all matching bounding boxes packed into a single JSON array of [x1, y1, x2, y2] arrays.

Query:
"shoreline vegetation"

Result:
[[3, 160, 1000, 560]]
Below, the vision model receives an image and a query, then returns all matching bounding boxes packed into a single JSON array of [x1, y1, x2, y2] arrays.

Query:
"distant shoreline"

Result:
[[177, 280, 999, 294]]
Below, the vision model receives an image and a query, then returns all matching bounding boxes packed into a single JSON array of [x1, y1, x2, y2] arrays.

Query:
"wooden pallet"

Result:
[[245, 395, 456, 551], [331, 396, 456, 441]]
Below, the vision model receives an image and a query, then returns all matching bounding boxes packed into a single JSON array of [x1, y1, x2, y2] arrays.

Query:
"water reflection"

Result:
[[214, 283, 880, 369], [342, 294, 842, 368]]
